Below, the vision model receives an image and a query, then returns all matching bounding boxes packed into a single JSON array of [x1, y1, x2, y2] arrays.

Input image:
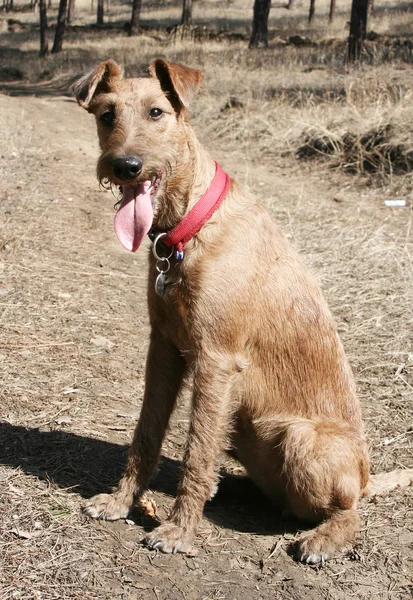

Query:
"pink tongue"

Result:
[[114, 182, 154, 252]]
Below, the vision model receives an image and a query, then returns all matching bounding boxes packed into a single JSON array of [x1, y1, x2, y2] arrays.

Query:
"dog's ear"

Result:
[[71, 60, 123, 111], [148, 59, 203, 112]]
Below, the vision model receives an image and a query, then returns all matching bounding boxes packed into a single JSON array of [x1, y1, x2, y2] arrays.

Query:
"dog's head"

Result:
[[71, 59, 203, 251]]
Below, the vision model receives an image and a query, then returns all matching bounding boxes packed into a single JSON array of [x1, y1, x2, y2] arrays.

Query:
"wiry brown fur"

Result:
[[72, 59, 413, 564]]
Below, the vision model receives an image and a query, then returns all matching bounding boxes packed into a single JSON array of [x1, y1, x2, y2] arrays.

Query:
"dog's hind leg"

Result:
[[83, 329, 186, 520], [280, 418, 369, 564]]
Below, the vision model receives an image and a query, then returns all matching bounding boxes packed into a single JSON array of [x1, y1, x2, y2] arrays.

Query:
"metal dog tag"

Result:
[[153, 234, 173, 297], [155, 272, 166, 296]]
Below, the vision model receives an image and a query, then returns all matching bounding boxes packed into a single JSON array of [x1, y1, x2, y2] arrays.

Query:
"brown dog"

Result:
[[72, 59, 413, 564]]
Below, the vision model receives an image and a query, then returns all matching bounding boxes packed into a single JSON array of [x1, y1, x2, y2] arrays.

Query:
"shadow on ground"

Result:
[[0, 421, 297, 538]]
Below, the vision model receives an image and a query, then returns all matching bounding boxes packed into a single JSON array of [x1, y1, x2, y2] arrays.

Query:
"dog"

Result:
[[71, 58, 413, 564]]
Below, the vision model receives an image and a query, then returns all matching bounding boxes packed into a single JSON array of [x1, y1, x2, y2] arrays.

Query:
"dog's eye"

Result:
[[100, 110, 115, 127], [149, 108, 163, 120]]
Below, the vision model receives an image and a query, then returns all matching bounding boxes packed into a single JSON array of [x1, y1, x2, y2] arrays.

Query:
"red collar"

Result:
[[149, 161, 230, 259]]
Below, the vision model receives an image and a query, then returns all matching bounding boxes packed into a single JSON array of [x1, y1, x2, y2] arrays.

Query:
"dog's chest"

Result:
[[149, 271, 195, 355]]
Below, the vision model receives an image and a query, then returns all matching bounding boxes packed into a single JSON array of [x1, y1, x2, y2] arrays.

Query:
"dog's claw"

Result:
[[300, 551, 329, 565], [305, 554, 318, 564], [145, 522, 196, 555]]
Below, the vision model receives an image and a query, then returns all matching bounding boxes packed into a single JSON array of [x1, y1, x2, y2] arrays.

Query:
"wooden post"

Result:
[[51, 0, 68, 53], [348, 0, 369, 61], [39, 0, 49, 56], [308, 0, 315, 23], [129, 0, 141, 35], [181, 0, 192, 26], [249, 0, 271, 48], [67, 0, 75, 23], [329, 0, 336, 23], [97, 0, 104, 24]]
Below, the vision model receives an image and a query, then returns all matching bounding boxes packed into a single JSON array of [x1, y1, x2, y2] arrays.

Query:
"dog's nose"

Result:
[[112, 156, 143, 181]]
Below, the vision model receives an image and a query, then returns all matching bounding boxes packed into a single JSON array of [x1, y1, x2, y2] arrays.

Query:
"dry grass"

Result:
[[0, 469, 95, 600], [0, 1, 412, 598], [296, 104, 413, 175]]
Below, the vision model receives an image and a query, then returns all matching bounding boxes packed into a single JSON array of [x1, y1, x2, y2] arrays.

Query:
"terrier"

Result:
[[72, 59, 413, 563]]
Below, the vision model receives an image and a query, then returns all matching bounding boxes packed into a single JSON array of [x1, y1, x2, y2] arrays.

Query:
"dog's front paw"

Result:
[[294, 532, 331, 565], [145, 522, 197, 555], [82, 493, 131, 521]]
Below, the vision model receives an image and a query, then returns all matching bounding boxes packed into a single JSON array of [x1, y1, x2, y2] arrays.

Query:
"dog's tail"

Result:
[[361, 469, 413, 497]]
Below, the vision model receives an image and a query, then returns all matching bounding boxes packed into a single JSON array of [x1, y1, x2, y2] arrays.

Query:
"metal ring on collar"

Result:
[[156, 258, 170, 274], [152, 232, 174, 261]]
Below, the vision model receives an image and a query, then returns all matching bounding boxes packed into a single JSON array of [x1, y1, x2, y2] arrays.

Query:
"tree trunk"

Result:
[[249, 0, 271, 48], [308, 0, 315, 23], [39, 0, 49, 56], [348, 0, 369, 62], [329, 0, 336, 22], [97, 0, 104, 24], [181, 0, 192, 26], [129, 0, 141, 35], [67, 0, 75, 23], [51, 0, 68, 53]]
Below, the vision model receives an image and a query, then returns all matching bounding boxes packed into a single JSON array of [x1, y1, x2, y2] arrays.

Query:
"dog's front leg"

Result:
[[146, 352, 236, 554], [83, 331, 185, 521]]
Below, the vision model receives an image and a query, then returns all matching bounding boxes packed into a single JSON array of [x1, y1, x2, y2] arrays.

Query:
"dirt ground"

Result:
[[0, 34, 413, 600]]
